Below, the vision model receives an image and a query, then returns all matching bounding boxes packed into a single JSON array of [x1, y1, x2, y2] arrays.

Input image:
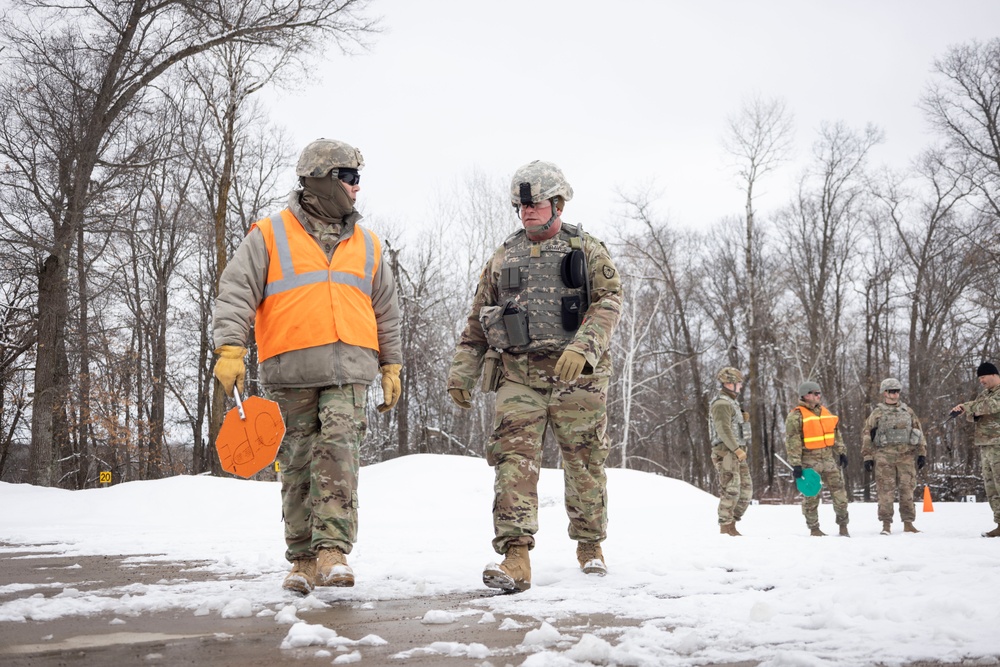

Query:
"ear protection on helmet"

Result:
[[561, 250, 586, 289]]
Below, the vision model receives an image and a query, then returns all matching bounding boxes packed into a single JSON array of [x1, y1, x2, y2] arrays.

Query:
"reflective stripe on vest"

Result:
[[796, 405, 839, 449], [253, 209, 380, 362]]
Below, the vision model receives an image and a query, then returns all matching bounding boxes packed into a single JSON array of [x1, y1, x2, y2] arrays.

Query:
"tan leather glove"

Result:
[[734, 448, 747, 462], [377, 364, 402, 413], [213, 345, 247, 395], [448, 388, 472, 409], [554, 350, 587, 383]]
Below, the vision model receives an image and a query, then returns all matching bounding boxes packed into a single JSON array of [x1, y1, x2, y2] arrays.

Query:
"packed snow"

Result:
[[2, 453, 999, 665]]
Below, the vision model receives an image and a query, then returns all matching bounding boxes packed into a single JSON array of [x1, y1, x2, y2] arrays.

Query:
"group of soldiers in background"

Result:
[[709, 362, 1000, 538]]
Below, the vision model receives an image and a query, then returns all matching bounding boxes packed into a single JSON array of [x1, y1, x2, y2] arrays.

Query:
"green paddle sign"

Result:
[[775, 454, 823, 497], [795, 467, 822, 497]]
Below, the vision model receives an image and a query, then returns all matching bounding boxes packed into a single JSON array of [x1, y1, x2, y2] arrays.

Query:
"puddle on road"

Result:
[[2, 631, 214, 655]]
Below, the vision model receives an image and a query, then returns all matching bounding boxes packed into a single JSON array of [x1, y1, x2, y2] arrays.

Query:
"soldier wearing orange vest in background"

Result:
[[785, 381, 851, 537], [212, 138, 402, 594]]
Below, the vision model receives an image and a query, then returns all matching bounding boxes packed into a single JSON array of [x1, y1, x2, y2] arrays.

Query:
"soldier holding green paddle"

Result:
[[785, 381, 851, 537]]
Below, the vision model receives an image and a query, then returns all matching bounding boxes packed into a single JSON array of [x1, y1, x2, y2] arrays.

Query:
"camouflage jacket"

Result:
[[448, 224, 623, 391], [213, 190, 402, 388], [784, 401, 846, 466], [709, 389, 749, 452], [861, 401, 927, 460], [961, 384, 1000, 447]]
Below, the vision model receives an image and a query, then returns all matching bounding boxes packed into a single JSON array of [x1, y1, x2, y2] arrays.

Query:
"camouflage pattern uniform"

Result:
[[448, 221, 622, 555], [709, 388, 752, 525], [961, 384, 1000, 524], [861, 400, 927, 524], [213, 139, 401, 563], [269, 384, 367, 556], [785, 402, 850, 530]]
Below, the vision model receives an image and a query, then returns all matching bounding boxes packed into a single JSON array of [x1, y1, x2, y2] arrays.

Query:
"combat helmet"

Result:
[[879, 377, 902, 393], [717, 367, 744, 384], [295, 138, 365, 178], [798, 381, 821, 397], [510, 160, 574, 210]]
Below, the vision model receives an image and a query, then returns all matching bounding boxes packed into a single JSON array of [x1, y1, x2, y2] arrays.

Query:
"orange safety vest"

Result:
[[252, 209, 380, 362], [796, 405, 839, 449]]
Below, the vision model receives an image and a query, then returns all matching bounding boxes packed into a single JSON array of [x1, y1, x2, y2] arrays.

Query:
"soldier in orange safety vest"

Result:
[[784, 381, 851, 537], [212, 138, 402, 594]]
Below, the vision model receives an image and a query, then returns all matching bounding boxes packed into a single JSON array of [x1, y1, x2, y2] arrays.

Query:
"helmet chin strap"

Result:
[[524, 199, 559, 239]]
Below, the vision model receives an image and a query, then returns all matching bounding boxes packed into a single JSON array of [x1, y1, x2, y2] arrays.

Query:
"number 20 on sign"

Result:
[[99, 471, 112, 485]]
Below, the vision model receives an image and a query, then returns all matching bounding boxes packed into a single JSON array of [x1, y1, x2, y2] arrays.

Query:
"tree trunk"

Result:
[[76, 222, 93, 489], [30, 253, 71, 486]]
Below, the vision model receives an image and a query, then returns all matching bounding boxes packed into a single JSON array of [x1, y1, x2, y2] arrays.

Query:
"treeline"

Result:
[[1, 6, 998, 505]]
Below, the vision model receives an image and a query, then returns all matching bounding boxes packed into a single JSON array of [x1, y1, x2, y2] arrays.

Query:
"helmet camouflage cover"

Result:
[[295, 138, 365, 178], [510, 160, 574, 206], [717, 367, 744, 384], [879, 377, 902, 392]]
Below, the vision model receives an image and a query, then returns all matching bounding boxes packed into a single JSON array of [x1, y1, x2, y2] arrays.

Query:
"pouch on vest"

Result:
[[503, 301, 530, 347], [882, 428, 910, 446], [909, 428, 922, 446], [501, 265, 522, 291], [561, 295, 582, 331], [481, 349, 503, 393], [479, 305, 510, 350]]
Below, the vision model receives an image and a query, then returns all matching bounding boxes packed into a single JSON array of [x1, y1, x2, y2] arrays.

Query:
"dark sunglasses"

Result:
[[337, 169, 361, 186], [886, 389, 901, 394]]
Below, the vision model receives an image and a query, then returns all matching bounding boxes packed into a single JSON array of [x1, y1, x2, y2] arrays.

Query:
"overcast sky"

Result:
[[269, 1, 1000, 241]]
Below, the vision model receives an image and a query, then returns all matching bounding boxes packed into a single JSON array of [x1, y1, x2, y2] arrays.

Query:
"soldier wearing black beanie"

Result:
[[952, 360, 1000, 537]]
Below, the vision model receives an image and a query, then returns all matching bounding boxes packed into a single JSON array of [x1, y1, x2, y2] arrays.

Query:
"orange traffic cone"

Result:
[[922, 485, 934, 512]]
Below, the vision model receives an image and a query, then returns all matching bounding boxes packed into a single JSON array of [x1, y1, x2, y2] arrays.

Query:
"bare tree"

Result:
[[722, 93, 794, 491], [617, 188, 711, 484], [0, 245, 36, 481], [922, 39, 1000, 221]]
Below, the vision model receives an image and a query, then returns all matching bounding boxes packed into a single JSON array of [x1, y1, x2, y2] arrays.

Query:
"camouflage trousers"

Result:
[[980, 444, 1000, 523], [711, 445, 752, 524], [266, 384, 367, 562], [873, 449, 917, 522], [800, 449, 849, 529], [486, 377, 610, 555]]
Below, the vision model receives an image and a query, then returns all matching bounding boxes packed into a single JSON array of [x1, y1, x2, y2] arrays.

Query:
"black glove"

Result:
[[793, 465, 803, 479], [917, 455, 926, 469], [864, 460, 874, 473], [838, 454, 849, 469]]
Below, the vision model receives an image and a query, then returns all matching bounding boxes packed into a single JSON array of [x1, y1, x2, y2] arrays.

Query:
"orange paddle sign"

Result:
[[215, 387, 286, 478]]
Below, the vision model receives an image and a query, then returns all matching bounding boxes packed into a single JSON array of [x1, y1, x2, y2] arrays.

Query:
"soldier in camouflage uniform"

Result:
[[709, 367, 753, 536], [861, 378, 928, 535], [951, 362, 1000, 537], [785, 381, 851, 537], [213, 139, 402, 593], [447, 160, 623, 592]]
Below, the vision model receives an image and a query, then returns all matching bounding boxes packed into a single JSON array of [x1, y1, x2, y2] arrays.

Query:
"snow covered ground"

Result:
[[2, 453, 998, 666]]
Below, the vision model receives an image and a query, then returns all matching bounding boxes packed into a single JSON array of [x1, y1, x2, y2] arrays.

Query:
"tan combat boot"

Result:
[[282, 558, 316, 594], [483, 545, 531, 592], [839, 524, 851, 538], [903, 521, 920, 533], [316, 547, 355, 587], [810, 527, 826, 537], [720, 522, 742, 536], [983, 524, 1000, 538], [880, 521, 891, 535], [577, 542, 607, 576]]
